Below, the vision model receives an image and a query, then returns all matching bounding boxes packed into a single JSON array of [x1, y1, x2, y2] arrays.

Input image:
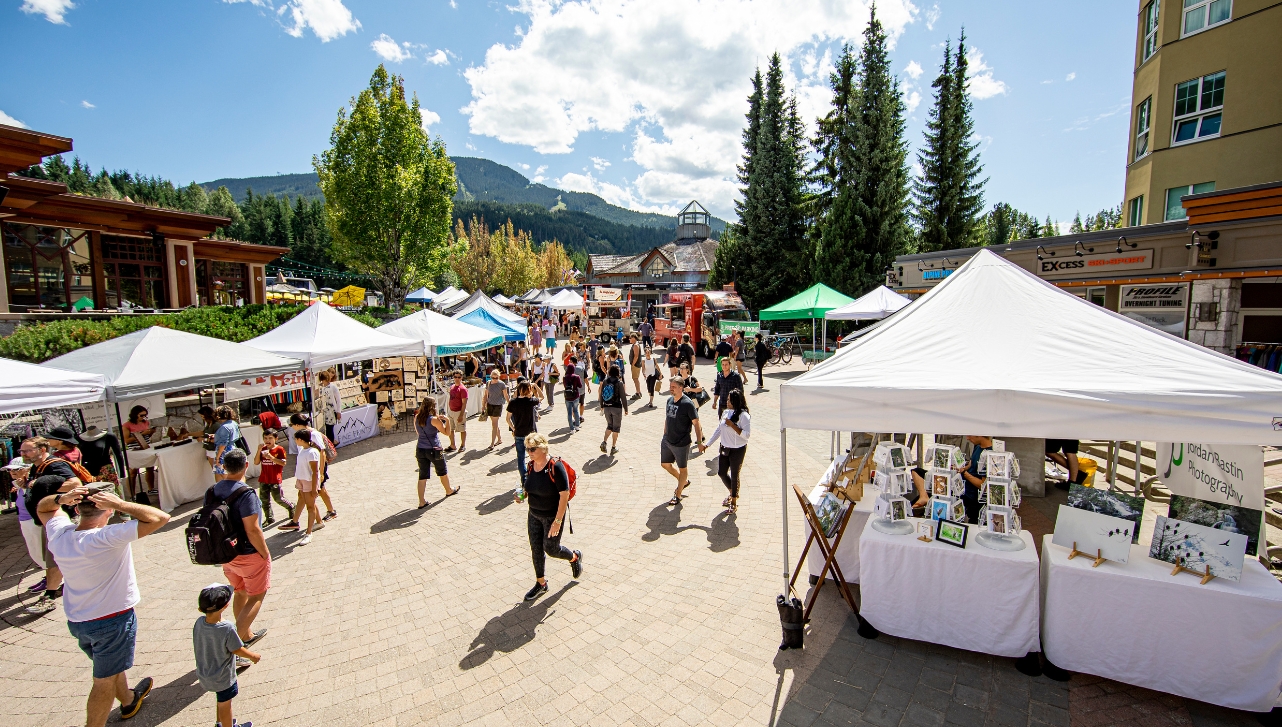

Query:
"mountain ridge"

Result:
[[200, 157, 728, 233]]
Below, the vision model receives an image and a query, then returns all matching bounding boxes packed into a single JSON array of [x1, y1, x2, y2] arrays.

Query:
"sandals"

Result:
[[728, 499, 738, 514], [445, 487, 460, 497], [721, 496, 732, 507], [666, 496, 681, 507]]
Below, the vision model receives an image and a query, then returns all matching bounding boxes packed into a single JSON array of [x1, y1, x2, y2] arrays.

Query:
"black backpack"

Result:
[[185, 485, 252, 566]]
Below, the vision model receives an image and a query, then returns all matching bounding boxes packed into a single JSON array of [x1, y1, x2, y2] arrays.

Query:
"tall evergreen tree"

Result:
[[912, 31, 986, 252], [811, 45, 864, 294], [845, 5, 912, 293]]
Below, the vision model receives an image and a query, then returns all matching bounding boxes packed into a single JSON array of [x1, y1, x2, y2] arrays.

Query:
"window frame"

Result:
[[1142, 1, 1160, 61], [1171, 71, 1224, 147], [1134, 97, 1152, 160], [1180, 0, 1232, 38], [1164, 182, 1215, 221], [1128, 196, 1144, 227]]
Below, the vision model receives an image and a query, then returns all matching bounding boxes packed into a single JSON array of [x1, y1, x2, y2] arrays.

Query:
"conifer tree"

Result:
[[811, 45, 863, 294]]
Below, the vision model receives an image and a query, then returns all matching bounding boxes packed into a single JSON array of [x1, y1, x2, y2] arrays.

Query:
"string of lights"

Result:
[[266, 256, 376, 283]]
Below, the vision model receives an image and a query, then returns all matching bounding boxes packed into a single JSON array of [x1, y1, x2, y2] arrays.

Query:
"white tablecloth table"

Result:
[[139, 442, 215, 512], [242, 425, 263, 478], [806, 497, 875, 583], [1041, 535, 1282, 712], [859, 517, 1040, 657]]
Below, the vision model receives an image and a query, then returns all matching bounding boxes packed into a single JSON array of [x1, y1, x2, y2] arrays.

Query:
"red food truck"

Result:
[[652, 291, 751, 357]]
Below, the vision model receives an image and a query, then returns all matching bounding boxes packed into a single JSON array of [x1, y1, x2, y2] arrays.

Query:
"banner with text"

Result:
[[1121, 283, 1187, 337], [1038, 249, 1154, 278], [1156, 442, 1264, 510], [224, 371, 309, 403], [719, 320, 761, 336], [333, 403, 378, 447]]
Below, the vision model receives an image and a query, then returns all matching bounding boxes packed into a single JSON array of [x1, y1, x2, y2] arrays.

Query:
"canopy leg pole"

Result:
[[1134, 441, 1142, 491], [1109, 441, 1119, 487], [822, 318, 827, 354], [781, 428, 790, 596]]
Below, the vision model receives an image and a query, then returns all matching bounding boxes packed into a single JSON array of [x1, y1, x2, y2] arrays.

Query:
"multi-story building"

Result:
[[1123, 0, 1282, 226]]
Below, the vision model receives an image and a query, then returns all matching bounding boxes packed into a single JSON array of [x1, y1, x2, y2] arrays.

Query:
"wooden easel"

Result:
[[1067, 541, 1107, 568], [1169, 556, 1215, 585], [789, 484, 858, 620]]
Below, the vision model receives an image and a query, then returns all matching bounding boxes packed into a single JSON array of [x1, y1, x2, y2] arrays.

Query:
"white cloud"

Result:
[[557, 171, 686, 215], [282, 0, 360, 41], [924, 3, 939, 30], [426, 49, 449, 65], [371, 33, 413, 62], [420, 107, 441, 133], [1065, 72, 1076, 82], [532, 165, 548, 183], [965, 47, 1007, 99], [461, 0, 918, 216], [20, 0, 74, 24], [0, 110, 28, 128], [1041, 79, 1053, 85], [80, 100, 95, 109], [450, 0, 457, 6], [904, 88, 922, 114], [590, 156, 611, 171], [904, 60, 923, 80]]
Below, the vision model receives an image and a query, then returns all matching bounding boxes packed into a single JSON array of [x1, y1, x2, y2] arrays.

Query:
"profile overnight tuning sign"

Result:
[[1038, 249, 1154, 277]]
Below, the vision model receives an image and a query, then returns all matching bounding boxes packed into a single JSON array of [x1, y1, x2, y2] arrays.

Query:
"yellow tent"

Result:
[[332, 285, 365, 307]]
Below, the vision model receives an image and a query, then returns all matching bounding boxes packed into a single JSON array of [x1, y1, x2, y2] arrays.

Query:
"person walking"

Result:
[[544, 357, 560, 412], [642, 346, 662, 407], [628, 334, 643, 400], [753, 333, 771, 391], [666, 338, 681, 377], [661, 378, 703, 506], [446, 371, 468, 452], [638, 318, 653, 348], [542, 318, 556, 355], [17, 437, 83, 614], [516, 433, 582, 601], [598, 364, 629, 457], [705, 389, 750, 513], [252, 431, 294, 527], [194, 584, 260, 727], [733, 331, 748, 381], [484, 371, 509, 449], [506, 382, 541, 487], [318, 370, 342, 444], [414, 398, 457, 507], [712, 356, 744, 416], [211, 406, 241, 477], [211, 449, 271, 648], [530, 355, 548, 412], [530, 322, 543, 355], [285, 414, 336, 522], [678, 333, 696, 368], [38, 483, 169, 727], [563, 356, 584, 432], [291, 431, 323, 546]]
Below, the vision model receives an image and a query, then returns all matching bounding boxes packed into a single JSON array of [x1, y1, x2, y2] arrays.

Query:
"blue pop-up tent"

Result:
[[455, 307, 526, 342], [405, 287, 436, 304]]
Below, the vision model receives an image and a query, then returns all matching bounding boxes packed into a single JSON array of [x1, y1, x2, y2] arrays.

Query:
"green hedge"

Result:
[[0, 304, 384, 363]]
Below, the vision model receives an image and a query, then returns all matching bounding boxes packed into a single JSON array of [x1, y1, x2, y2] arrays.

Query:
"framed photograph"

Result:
[[890, 497, 909, 522], [986, 452, 1009, 478], [936, 519, 968, 548], [987, 482, 1008, 508], [873, 470, 891, 492], [917, 522, 934, 540], [814, 493, 847, 538], [1168, 495, 1263, 557], [987, 505, 1013, 535], [1051, 505, 1134, 563], [1149, 516, 1247, 582], [929, 497, 951, 521], [889, 446, 907, 469], [1068, 484, 1145, 543], [951, 498, 967, 523], [931, 472, 950, 497]]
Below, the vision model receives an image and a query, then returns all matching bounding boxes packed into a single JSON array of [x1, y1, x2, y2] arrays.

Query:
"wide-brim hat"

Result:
[[47, 425, 77, 444]]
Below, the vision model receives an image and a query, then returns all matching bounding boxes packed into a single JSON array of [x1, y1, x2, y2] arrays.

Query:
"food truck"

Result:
[[652, 290, 751, 357]]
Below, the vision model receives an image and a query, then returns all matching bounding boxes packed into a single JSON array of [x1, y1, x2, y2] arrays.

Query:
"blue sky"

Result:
[[3, 0, 1136, 225]]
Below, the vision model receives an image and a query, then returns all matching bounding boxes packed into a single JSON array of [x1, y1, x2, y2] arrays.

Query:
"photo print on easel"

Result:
[[1051, 505, 1134, 564], [1148, 516, 1247, 582], [1067, 483, 1145, 543], [1168, 495, 1263, 556]]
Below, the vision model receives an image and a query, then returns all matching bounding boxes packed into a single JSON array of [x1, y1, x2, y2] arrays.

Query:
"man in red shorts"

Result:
[[212, 449, 272, 658]]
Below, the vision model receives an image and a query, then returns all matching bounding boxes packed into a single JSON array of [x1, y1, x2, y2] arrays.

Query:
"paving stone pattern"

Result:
[[0, 350, 1266, 727]]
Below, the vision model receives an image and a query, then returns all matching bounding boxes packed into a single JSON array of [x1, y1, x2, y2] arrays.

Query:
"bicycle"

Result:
[[766, 333, 800, 365]]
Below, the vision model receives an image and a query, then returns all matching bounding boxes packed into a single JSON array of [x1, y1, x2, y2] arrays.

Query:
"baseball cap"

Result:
[[198, 583, 233, 613], [2, 457, 27, 470]]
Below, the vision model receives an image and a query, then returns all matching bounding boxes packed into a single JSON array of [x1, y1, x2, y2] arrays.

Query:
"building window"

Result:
[[101, 235, 167, 309], [1164, 182, 1215, 221], [1172, 71, 1224, 145], [196, 259, 248, 306], [1142, 1, 1160, 60], [1134, 97, 1152, 159], [1181, 0, 1231, 36], [1, 223, 92, 311], [645, 259, 669, 279], [1127, 196, 1144, 227]]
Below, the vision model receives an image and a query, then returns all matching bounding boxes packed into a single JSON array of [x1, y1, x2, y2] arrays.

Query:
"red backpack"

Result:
[[553, 457, 577, 500]]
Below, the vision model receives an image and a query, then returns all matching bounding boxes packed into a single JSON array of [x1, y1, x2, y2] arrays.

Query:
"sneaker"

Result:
[[524, 582, 548, 601], [286, 504, 296, 522], [235, 656, 254, 669], [323, 511, 337, 521], [311, 522, 326, 532], [25, 593, 57, 615], [571, 551, 583, 579], [298, 534, 312, 546], [119, 676, 152, 720], [244, 628, 267, 646], [600, 441, 608, 453], [263, 517, 275, 526], [278, 521, 300, 531], [27, 577, 46, 592], [610, 446, 618, 456]]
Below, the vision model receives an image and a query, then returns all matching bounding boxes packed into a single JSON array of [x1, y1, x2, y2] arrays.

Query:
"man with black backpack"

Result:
[[598, 364, 629, 457], [189, 449, 271, 655]]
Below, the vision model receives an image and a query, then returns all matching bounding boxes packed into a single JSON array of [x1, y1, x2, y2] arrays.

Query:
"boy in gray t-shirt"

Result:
[[194, 584, 260, 727]]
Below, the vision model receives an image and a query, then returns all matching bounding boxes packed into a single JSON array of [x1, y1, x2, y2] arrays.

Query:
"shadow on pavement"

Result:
[[119, 668, 204, 727], [707, 510, 740, 552], [476, 491, 515, 516], [369, 505, 435, 535], [458, 582, 578, 670], [488, 458, 519, 476], [581, 454, 615, 474]]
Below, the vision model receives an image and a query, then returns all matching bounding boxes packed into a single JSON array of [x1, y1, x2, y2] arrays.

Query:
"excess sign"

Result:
[[1039, 249, 1154, 277]]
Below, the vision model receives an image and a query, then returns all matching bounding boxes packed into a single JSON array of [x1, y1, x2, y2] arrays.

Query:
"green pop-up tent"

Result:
[[758, 283, 856, 353]]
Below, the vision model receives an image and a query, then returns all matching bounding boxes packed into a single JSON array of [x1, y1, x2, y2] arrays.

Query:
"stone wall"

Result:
[[1187, 278, 1241, 354]]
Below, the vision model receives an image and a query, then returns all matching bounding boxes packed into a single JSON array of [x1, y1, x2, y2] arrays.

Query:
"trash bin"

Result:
[[1077, 457, 1098, 487]]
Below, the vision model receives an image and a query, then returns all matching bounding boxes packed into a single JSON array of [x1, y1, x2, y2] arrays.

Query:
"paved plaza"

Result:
[[0, 355, 1267, 727]]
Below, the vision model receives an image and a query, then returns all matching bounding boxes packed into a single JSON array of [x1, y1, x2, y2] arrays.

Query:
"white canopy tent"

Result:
[[431, 287, 468, 310], [447, 290, 527, 325], [493, 293, 516, 306], [824, 286, 912, 321], [544, 289, 585, 310], [376, 309, 504, 356], [777, 248, 1282, 590], [45, 327, 304, 400], [244, 302, 423, 370], [0, 357, 107, 415], [517, 288, 541, 303]]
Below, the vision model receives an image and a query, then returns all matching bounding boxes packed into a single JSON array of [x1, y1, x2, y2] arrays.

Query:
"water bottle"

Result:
[[514, 483, 526, 502]]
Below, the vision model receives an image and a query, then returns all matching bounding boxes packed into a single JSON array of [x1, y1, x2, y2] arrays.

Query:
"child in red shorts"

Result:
[[253, 431, 294, 527]]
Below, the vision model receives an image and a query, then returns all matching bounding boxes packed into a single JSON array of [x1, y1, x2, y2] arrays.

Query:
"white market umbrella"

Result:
[[377, 309, 503, 356], [824, 286, 912, 320], [45, 327, 303, 400], [244, 302, 423, 370], [0, 357, 106, 414]]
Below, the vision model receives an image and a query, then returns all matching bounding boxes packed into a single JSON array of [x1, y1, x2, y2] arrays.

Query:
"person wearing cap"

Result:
[[661, 377, 703, 506], [194, 583, 260, 727], [37, 482, 169, 726]]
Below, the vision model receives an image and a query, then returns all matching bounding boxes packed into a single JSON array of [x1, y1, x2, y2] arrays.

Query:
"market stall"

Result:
[[376, 309, 503, 356], [0, 357, 106, 415], [778, 249, 1282, 703], [545, 289, 585, 310], [44, 327, 303, 511], [446, 290, 528, 326], [759, 283, 855, 360], [405, 286, 437, 305], [431, 286, 468, 311], [455, 307, 527, 342]]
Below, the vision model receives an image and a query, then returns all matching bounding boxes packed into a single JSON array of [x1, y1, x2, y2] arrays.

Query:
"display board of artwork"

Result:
[[1167, 495, 1262, 557], [367, 370, 404, 393], [1067, 483, 1145, 543], [1148, 516, 1248, 582], [1051, 505, 1136, 563]]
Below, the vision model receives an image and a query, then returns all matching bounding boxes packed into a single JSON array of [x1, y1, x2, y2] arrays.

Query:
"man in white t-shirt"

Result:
[[38, 484, 170, 727]]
